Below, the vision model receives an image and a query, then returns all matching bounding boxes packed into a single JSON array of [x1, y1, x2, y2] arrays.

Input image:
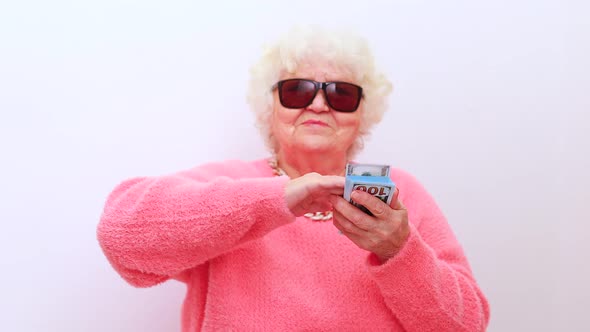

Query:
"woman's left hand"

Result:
[[330, 188, 410, 263]]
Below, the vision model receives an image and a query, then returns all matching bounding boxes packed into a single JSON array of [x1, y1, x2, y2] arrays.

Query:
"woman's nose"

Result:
[[307, 89, 330, 112]]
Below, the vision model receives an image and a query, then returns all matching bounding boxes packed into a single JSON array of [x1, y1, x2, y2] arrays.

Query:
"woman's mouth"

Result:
[[302, 119, 328, 126]]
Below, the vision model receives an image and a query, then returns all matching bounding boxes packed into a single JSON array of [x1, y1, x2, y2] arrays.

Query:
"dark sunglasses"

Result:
[[272, 78, 363, 113]]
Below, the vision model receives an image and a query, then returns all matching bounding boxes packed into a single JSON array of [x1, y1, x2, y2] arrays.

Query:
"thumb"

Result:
[[390, 187, 405, 210]]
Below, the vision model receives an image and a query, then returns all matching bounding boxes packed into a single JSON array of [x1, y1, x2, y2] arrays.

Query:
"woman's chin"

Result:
[[293, 137, 341, 154]]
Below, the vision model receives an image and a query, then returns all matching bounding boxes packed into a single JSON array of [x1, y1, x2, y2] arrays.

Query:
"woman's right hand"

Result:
[[284, 173, 345, 217]]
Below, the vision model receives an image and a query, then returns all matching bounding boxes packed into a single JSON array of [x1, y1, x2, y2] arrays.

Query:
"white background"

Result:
[[1, 0, 588, 331]]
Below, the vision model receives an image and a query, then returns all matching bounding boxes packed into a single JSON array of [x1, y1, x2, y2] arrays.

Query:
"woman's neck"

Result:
[[275, 149, 347, 178]]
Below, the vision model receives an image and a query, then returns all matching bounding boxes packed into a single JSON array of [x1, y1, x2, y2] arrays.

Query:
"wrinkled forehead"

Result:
[[279, 59, 361, 84]]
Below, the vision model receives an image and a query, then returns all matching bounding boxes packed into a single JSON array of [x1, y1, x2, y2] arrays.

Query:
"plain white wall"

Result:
[[1, 0, 588, 331]]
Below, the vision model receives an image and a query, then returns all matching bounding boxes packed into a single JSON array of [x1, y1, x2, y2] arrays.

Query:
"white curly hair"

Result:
[[246, 26, 393, 158]]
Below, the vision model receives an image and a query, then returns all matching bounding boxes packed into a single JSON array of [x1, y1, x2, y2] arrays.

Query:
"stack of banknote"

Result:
[[343, 163, 396, 215]]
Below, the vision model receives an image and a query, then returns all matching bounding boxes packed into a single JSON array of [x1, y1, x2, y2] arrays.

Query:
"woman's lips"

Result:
[[302, 119, 328, 126]]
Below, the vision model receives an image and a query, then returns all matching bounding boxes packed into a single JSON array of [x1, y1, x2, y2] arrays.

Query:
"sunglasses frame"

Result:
[[272, 78, 363, 113]]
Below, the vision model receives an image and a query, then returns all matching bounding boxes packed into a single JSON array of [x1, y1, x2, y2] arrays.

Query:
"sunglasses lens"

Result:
[[279, 80, 317, 108], [325, 82, 362, 112]]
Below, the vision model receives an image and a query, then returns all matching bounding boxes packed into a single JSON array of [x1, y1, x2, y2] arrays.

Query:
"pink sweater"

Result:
[[97, 159, 490, 331]]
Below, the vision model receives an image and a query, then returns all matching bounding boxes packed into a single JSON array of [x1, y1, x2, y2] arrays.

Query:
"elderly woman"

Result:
[[97, 27, 490, 331]]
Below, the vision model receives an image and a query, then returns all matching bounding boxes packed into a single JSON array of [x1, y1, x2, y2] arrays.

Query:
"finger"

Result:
[[350, 190, 392, 219], [390, 187, 405, 210], [328, 188, 345, 196], [389, 187, 400, 210], [332, 211, 367, 235], [318, 175, 346, 189], [313, 176, 345, 196], [312, 187, 345, 198], [332, 219, 371, 250], [395, 199, 405, 210], [330, 195, 375, 231], [339, 229, 368, 250]]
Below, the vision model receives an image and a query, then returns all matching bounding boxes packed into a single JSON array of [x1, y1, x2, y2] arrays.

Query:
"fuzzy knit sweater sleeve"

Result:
[[366, 169, 490, 332], [97, 160, 295, 288]]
